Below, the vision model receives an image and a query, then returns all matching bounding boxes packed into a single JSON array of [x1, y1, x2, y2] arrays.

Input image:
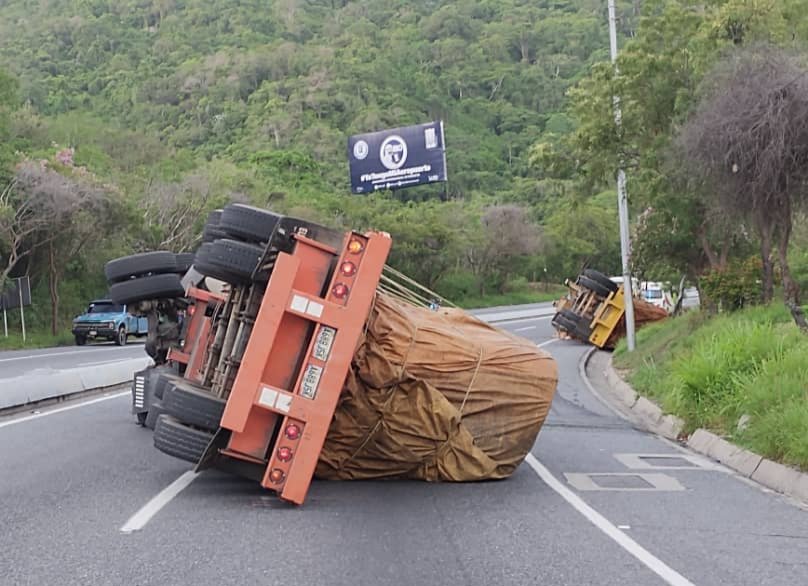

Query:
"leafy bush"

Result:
[[699, 256, 762, 311]]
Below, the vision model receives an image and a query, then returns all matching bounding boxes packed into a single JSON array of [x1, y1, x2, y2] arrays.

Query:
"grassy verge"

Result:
[[0, 330, 76, 351], [455, 286, 566, 310], [613, 304, 808, 472]]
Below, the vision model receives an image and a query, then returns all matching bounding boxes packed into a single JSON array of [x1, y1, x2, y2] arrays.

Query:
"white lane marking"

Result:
[[515, 326, 537, 332], [0, 346, 142, 363], [0, 391, 129, 429], [525, 454, 696, 586], [120, 471, 200, 533], [496, 315, 554, 325], [537, 339, 557, 348]]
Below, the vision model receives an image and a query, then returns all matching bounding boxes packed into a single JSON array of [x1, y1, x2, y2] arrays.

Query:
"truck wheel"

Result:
[[194, 239, 265, 285], [104, 251, 178, 284], [136, 412, 148, 426], [162, 380, 226, 432], [175, 252, 195, 274], [202, 209, 228, 243], [75, 335, 87, 346], [219, 204, 280, 243], [560, 309, 593, 340], [583, 269, 618, 294], [144, 399, 165, 430], [578, 276, 612, 298], [154, 371, 181, 400], [110, 273, 186, 305], [154, 415, 213, 464], [114, 326, 127, 346]]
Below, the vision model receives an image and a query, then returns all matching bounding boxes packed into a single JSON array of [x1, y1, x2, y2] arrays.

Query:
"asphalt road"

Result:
[[0, 341, 146, 379], [1, 312, 806, 586]]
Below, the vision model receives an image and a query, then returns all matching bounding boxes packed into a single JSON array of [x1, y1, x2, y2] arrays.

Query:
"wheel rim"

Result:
[[119, 328, 126, 345]]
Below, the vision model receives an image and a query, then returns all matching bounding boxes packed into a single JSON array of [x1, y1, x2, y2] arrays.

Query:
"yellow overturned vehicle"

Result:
[[551, 269, 667, 349]]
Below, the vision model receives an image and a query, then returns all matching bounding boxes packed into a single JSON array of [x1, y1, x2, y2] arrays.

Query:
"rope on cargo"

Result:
[[381, 265, 457, 308], [458, 347, 484, 417]]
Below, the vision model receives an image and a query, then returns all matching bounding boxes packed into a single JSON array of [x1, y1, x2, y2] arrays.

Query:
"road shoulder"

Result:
[[584, 348, 808, 507]]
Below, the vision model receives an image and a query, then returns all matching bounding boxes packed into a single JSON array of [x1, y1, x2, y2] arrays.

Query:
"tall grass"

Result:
[[613, 304, 808, 471]]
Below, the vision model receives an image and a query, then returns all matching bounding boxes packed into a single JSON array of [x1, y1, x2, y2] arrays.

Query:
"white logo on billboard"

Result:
[[379, 135, 408, 170], [353, 140, 369, 160]]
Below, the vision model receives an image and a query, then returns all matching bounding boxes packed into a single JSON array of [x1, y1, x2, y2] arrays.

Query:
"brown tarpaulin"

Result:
[[316, 293, 558, 481]]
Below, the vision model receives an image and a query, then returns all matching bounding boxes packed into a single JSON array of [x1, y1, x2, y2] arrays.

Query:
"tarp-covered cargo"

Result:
[[316, 293, 558, 481]]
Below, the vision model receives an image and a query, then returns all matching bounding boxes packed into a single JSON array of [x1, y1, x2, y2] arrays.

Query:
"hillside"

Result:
[[0, 0, 631, 339]]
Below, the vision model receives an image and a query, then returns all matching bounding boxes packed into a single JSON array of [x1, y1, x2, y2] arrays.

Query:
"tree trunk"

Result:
[[48, 241, 60, 336], [776, 205, 800, 305], [756, 214, 775, 303]]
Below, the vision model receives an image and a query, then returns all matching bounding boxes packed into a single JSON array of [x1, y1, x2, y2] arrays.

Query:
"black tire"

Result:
[[175, 252, 195, 274], [578, 275, 612, 298], [144, 399, 164, 430], [136, 412, 148, 426], [202, 224, 228, 243], [75, 335, 87, 346], [104, 251, 177, 284], [114, 325, 127, 346], [560, 309, 593, 340], [219, 204, 280, 243], [154, 415, 213, 464], [194, 239, 264, 285], [110, 273, 186, 305], [583, 269, 618, 294], [553, 314, 578, 334], [154, 371, 182, 400], [162, 380, 226, 432]]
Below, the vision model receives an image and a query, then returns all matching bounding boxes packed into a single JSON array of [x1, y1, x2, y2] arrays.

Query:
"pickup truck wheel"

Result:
[[578, 275, 612, 298], [104, 251, 178, 284], [114, 326, 127, 346], [582, 269, 619, 294], [153, 415, 213, 463], [162, 380, 226, 432], [144, 399, 164, 430], [110, 273, 186, 305], [194, 239, 265, 285], [74, 335, 87, 346], [219, 204, 280, 243]]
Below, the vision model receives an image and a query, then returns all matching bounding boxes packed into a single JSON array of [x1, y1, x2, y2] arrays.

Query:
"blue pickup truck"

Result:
[[71, 299, 148, 346]]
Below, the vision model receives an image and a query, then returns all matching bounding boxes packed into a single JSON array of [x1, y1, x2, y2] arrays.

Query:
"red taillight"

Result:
[[269, 469, 285, 484], [340, 261, 357, 277], [347, 239, 364, 254], [285, 424, 301, 440], [332, 283, 349, 298], [277, 447, 293, 462]]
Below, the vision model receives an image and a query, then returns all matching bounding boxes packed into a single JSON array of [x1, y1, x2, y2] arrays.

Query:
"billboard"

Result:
[[0, 276, 31, 310], [347, 121, 447, 194]]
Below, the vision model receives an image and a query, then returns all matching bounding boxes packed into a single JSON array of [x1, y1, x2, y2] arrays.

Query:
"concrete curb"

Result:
[[585, 350, 808, 505], [585, 349, 685, 441], [0, 356, 152, 411]]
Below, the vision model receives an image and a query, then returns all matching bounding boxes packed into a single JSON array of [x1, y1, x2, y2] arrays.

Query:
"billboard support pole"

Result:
[[18, 278, 26, 343], [3, 306, 7, 337]]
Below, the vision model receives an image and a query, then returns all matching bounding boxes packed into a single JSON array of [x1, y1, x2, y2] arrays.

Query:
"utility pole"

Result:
[[608, 0, 636, 351]]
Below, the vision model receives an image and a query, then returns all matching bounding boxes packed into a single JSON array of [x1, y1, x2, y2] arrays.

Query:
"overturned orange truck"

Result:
[[108, 205, 558, 505]]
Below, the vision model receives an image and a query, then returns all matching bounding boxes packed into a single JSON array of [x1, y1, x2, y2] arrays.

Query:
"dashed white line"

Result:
[[525, 454, 696, 586], [537, 339, 558, 348], [120, 471, 201, 533], [515, 326, 537, 332], [0, 391, 129, 429]]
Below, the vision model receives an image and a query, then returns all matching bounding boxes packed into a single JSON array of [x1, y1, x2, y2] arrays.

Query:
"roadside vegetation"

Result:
[[614, 305, 808, 472]]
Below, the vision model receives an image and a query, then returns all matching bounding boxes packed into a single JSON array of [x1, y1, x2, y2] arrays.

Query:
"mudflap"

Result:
[[131, 368, 155, 416], [194, 427, 230, 472]]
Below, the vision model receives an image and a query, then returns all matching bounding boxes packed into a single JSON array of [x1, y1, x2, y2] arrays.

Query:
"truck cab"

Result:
[[71, 299, 148, 346]]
